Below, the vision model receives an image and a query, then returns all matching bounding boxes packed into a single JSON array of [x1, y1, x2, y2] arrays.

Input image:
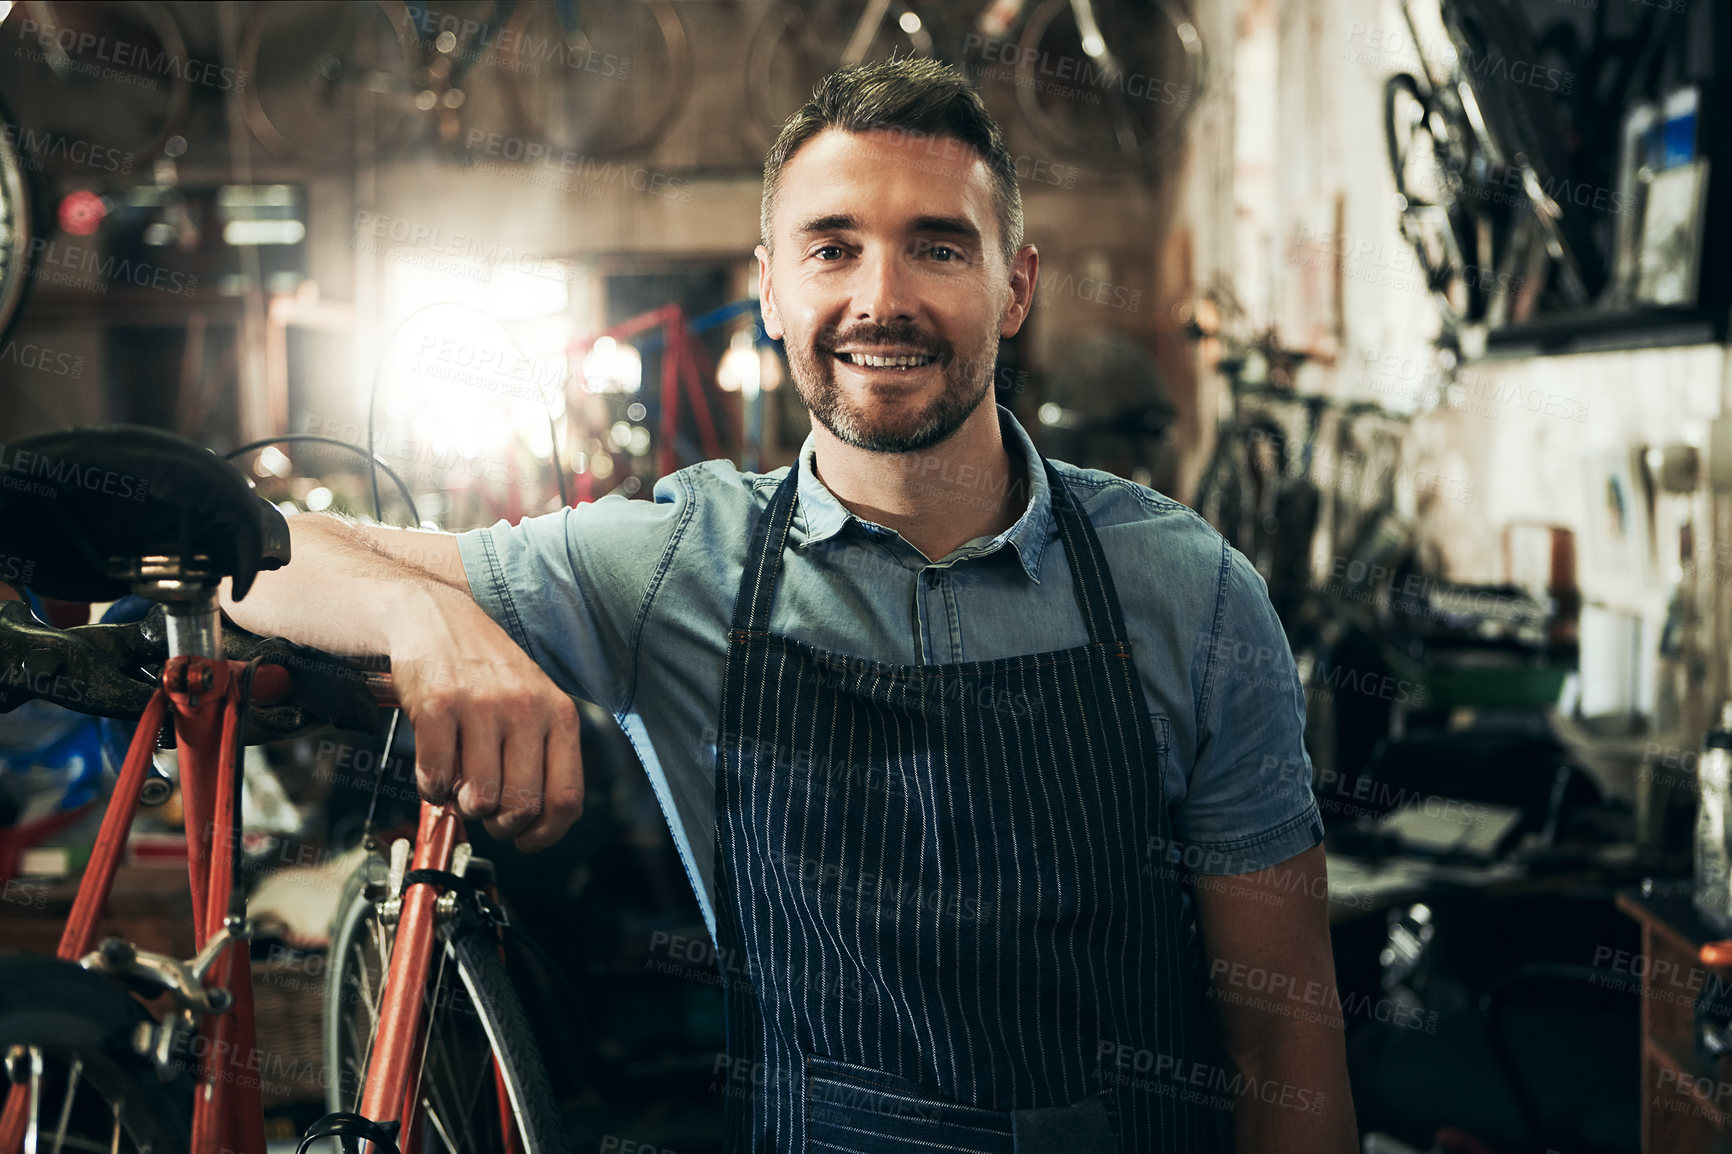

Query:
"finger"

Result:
[[515, 703, 584, 852], [455, 714, 504, 819], [485, 720, 544, 842], [411, 706, 458, 805]]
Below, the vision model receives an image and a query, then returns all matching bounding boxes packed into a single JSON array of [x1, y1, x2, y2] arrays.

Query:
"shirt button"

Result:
[[925, 571, 941, 587]]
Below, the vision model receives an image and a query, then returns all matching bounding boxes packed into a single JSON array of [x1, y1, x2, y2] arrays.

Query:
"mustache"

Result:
[[812, 322, 951, 362]]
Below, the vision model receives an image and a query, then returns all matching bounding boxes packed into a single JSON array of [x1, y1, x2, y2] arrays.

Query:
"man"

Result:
[[226, 59, 1355, 1154]]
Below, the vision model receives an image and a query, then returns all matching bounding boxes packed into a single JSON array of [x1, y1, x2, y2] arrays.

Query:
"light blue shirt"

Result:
[[457, 406, 1322, 938]]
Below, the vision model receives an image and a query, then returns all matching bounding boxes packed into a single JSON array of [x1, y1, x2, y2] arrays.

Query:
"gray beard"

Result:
[[787, 328, 998, 454]]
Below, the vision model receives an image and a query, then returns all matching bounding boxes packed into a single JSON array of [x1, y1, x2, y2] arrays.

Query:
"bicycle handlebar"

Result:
[[0, 600, 393, 742]]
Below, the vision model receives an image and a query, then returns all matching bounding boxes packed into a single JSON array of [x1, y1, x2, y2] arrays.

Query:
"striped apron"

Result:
[[713, 458, 1218, 1153]]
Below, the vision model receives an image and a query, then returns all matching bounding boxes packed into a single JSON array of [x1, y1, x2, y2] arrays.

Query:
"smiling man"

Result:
[[225, 58, 1354, 1154]]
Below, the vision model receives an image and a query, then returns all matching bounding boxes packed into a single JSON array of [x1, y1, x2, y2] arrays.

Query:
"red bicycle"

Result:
[[0, 425, 563, 1153]]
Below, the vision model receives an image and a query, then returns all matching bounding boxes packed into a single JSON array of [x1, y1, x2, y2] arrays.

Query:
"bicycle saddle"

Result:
[[0, 424, 290, 602]]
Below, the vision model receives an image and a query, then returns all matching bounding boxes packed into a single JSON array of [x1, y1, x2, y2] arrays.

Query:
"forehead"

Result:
[[772, 127, 998, 240]]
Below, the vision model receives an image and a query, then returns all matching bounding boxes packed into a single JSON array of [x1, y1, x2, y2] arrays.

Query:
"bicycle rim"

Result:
[[1013, 0, 1203, 171], [325, 858, 565, 1154], [0, 0, 191, 173], [239, 0, 422, 167], [499, 0, 690, 159], [0, 95, 36, 349], [745, 1, 934, 144], [0, 953, 193, 1154]]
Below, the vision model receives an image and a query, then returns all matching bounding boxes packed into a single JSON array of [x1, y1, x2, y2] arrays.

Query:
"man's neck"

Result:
[[810, 401, 1028, 561]]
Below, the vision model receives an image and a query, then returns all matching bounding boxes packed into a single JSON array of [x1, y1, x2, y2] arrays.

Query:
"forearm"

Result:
[[1230, 1030, 1357, 1154], [219, 513, 471, 658]]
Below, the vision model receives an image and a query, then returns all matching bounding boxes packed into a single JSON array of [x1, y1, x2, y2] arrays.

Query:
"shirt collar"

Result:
[[791, 404, 1053, 583]]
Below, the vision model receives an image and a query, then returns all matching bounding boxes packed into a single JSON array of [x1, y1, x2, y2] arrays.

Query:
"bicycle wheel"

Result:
[[240, 0, 422, 167], [746, 0, 935, 145], [499, 0, 690, 160], [1441, 0, 1600, 303], [1383, 72, 1484, 325], [0, 95, 37, 348], [1013, 0, 1203, 171], [324, 854, 565, 1154], [0, 1, 190, 174], [0, 952, 193, 1153]]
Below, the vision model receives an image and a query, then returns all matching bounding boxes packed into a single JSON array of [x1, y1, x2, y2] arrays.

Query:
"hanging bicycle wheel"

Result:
[[498, 0, 690, 160], [240, 0, 423, 168], [1013, 0, 1203, 172], [0, 952, 194, 1154], [0, 96, 37, 348], [745, 0, 935, 144], [0, 1, 190, 175], [323, 854, 565, 1154], [1383, 71, 1487, 326]]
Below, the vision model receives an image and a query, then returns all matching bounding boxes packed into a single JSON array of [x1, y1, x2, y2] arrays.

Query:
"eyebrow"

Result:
[[789, 213, 984, 245]]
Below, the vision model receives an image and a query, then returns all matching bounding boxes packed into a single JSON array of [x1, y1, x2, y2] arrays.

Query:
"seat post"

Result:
[[127, 553, 222, 659]]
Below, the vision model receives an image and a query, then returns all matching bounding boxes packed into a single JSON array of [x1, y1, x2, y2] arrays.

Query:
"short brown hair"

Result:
[[760, 58, 1024, 266]]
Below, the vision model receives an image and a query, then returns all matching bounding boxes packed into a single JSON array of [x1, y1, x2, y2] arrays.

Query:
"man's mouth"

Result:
[[833, 350, 938, 370]]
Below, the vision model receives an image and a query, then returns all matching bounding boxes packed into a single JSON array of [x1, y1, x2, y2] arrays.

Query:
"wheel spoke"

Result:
[[25, 1046, 42, 1154], [50, 1055, 81, 1153]]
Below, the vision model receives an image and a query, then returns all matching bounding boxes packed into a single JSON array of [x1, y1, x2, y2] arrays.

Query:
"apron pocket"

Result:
[[804, 1054, 1013, 1154]]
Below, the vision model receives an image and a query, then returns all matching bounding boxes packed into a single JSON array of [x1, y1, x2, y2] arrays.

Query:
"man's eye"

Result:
[[815, 245, 844, 260], [926, 244, 959, 262]]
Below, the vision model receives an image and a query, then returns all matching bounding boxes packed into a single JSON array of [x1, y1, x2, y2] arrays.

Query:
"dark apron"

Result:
[[713, 458, 1218, 1153]]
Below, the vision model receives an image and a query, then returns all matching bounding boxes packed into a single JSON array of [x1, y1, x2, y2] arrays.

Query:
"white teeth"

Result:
[[841, 352, 934, 368]]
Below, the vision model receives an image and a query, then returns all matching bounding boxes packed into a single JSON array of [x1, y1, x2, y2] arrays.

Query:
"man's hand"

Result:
[[386, 582, 584, 850], [1194, 844, 1358, 1154], [220, 513, 585, 852]]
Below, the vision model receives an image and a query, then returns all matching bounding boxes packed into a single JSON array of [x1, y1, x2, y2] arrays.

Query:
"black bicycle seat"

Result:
[[0, 424, 290, 602]]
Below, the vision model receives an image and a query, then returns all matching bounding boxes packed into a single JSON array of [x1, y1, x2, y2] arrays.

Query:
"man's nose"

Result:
[[851, 249, 913, 323]]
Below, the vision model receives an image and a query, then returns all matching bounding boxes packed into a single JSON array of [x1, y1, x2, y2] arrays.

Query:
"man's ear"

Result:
[[1001, 244, 1039, 338], [754, 244, 784, 340]]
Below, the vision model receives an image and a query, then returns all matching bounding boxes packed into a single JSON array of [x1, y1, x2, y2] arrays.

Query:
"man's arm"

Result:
[[1194, 844, 1357, 1154], [220, 513, 583, 851]]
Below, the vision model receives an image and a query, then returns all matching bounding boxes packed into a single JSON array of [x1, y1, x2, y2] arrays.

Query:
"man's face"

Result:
[[757, 128, 1036, 454]]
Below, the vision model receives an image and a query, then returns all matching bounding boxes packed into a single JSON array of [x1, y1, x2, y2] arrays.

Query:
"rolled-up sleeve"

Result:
[[1177, 543, 1323, 875], [455, 490, 686, 715]]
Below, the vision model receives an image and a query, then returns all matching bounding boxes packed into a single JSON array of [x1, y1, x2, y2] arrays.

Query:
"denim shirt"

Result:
[[457, 406, 1322, 938]]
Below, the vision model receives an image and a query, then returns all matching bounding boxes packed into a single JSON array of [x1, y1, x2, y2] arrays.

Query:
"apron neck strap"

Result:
[[729, 455, 1131, 648], [1040, 457, 1131, 648]]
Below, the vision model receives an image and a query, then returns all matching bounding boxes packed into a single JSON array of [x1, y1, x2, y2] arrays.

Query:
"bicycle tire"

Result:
[[745, 0, 935, 145], [0, 0, 191, 175], [323, 854, 566, 1154], [1383, 71, 1485, 325], [498, 0, 691, 160], [1441, 0, 1600, 301], [239, 0, 423, 168], [0, 94, 38, 349], [1013, 0, 1203, 172], [0, 951, 193, 1153]]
